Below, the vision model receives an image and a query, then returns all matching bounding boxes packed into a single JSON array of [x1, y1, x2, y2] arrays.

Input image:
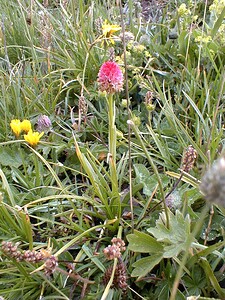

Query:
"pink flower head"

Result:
[[97, 61, 123, 94]]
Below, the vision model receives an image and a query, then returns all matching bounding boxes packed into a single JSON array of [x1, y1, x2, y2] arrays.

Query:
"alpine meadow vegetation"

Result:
[[0, 0, 225, 299]]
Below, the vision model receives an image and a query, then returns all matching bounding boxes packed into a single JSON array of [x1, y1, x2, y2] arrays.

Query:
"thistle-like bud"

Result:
[[181, 145, 197, 173], [200, 156, 225, 207]]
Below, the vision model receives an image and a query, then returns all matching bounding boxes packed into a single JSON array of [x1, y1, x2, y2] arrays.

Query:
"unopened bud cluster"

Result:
[[1, 241, 25, 262], [36, 115, 52, 133], [181, 145, 197, 173], [78, 96, 88, 117], [145, 91, 155, 111], [1, 241, 57, 275], [103, 238, 126, 260], [23, 249, 44, 263], [44, 255, 58, 276]]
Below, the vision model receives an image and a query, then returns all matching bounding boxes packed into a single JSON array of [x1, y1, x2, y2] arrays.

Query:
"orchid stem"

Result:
[[107, 93, 120, 219]]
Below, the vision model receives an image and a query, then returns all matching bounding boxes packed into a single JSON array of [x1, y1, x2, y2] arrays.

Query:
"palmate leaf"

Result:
[[127, 231, 164, 278], [147, 210, 191, 258]]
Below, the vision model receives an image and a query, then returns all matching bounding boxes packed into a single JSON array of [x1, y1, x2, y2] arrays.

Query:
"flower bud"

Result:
[[36, 115, 52, 132]]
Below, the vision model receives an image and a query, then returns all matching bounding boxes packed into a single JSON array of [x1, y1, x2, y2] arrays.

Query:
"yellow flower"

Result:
[[21, 119, 32, 133], [24, 130, 44, 147], [10, 119, 22, 137], [102, 20, 121, 44]]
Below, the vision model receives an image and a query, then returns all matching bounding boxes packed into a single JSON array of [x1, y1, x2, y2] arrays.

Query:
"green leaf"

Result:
[[127, 230, 164, 253], [147, 210, 191, 258], [199, 258, 225, 299], [82, 244, 105, 272], [131, 254, 163, 278], [133, 164, 157, 196], [211, 6, 225, 37], [0, 147, 22, 168]]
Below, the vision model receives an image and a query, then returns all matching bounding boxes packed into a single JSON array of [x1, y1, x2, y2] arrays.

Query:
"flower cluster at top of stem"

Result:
[[102, 238, 127, 293], [103, 238, 126, 260], [1, 241, 58, 276], [97, 61, 124, 94]]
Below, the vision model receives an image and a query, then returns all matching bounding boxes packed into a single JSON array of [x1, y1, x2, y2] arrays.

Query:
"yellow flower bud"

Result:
[[10, 119, 22, 138], [21, 119, 32, 134]]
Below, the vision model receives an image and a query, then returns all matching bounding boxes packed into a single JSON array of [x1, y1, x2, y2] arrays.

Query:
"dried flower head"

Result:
[[94, 17, 103, 35], [98, 61, 124, 94], [78, 96, 88, 117], [24, 130, 44, 147], [200, 156, 225, 207], [181, 145, 197, 173], [10, 119, 22, 137], [108, 47, 115, 62], [165, 191, 182, 210], [36, 115, 52, 132], [103, 258, 127, 292]]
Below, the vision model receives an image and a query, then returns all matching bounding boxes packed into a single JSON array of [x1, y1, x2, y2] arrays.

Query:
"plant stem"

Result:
[[108, 93, 116, 162], [107, 93, 120, 218], [100, 226, 123, 300]]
